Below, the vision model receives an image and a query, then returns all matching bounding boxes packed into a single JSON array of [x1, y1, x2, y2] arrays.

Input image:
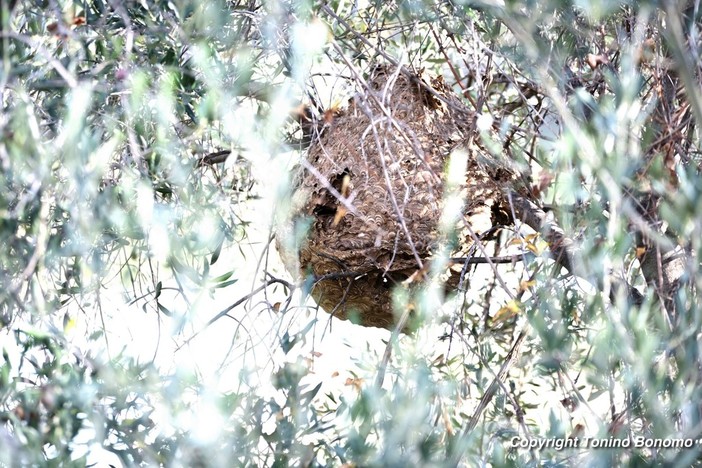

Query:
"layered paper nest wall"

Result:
[[278, 65, 515, 329]]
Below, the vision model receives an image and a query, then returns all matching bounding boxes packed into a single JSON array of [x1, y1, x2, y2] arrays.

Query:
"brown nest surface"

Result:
[[278, 65, 515, 329]]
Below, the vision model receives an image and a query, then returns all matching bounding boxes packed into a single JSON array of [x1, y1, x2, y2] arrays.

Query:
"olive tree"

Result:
[[0, 0, 701, 466]]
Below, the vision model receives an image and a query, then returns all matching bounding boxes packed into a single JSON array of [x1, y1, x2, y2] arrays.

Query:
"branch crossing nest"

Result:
[[277, 65, 518, 329]]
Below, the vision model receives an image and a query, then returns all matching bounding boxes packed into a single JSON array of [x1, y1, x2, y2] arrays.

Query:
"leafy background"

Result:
[[0, 0, 701, 466]]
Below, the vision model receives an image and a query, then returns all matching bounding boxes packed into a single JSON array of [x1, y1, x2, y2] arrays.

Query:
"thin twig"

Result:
[[1, 32, 78, 88], [175, 278, 291, 351], [320, 4, 471, 116], [449, 254, 527, 265], [375, 304, 414, 389], [449, 326, 528, 463]]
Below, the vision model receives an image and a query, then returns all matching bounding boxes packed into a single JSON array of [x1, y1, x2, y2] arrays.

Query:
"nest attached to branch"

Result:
[[278, 65, 515, 329]]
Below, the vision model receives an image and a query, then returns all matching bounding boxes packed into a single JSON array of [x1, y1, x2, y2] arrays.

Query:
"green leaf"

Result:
[[213, 279, 238, 289], [157, 302, 173, 317]]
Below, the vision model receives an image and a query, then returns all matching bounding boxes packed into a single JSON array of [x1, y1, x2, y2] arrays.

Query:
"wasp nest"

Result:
[[278, 65, 515, 329]]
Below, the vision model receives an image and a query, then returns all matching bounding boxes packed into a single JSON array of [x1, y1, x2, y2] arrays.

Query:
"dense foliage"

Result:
[[1, 0, 701, 466]]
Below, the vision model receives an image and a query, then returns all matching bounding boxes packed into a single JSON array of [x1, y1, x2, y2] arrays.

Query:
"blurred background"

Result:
[[0, 0, 701, 466]]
